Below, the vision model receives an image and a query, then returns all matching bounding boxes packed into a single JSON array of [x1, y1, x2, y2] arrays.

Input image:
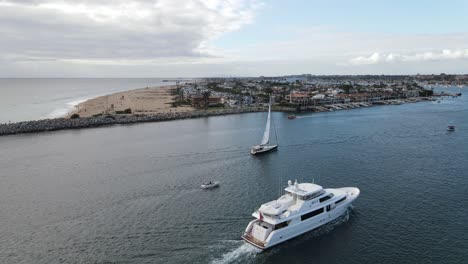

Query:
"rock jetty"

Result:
[[0, 108, 264, 136]]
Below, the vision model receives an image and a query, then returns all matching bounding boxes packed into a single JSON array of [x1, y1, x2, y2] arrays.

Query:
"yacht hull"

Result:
[[242, 205, 349, 249], [242, 187, 359, 250], [250, 145, 278, 155]]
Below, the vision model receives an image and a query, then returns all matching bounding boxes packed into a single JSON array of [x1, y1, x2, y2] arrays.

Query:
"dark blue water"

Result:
[[0, 89, 467, 264]]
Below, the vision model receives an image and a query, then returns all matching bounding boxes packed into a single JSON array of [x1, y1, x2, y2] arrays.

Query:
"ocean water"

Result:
[[0, 78, 180, 123], [0, 87, 467, 264]]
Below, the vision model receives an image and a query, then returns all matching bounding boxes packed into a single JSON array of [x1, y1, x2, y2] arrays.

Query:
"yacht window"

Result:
[[274, 221, 288, 230], [300, 208, 324, 221], [319, 193, 334, 203], [335, 196, 346, 205], [302, 190, 325, 201]]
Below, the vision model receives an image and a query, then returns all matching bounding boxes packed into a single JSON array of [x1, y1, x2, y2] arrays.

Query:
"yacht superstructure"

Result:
[[242, 180, 359, 249]]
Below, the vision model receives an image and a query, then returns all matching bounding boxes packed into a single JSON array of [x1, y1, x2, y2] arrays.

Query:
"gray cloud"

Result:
[[0, 0, 259, 62], [2, 1, 467, 77], [349, 49, 468, 65]]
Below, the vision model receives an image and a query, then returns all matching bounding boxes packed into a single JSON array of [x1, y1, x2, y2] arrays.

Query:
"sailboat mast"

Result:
[[272, 110, 278, 146]]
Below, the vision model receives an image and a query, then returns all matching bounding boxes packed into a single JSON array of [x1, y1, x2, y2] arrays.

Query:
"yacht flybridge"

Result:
[[242, 180, 360, 249]]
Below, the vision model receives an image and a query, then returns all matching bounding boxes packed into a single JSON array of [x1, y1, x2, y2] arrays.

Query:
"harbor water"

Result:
[[0, 88, 467, 263]]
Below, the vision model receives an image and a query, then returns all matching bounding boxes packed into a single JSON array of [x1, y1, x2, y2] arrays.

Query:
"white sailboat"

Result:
[[251, 97, 278, 155]]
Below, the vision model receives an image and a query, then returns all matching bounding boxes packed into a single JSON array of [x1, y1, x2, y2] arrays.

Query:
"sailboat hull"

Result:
[[251, 145, 278, 155]]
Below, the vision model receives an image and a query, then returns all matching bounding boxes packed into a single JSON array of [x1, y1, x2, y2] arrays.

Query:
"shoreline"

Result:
[[0, 78, 189, 124], [46, 97, 91, 119], [66, 84, 194, 118]]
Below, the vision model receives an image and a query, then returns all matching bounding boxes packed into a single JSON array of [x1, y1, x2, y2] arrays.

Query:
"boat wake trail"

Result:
[[210, 241, 260, 264]]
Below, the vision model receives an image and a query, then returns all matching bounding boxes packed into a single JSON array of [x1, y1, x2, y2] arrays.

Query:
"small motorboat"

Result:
[[201, 181, 220, 189], [288, 115, 296, 120], [447, 125, 455, 132]]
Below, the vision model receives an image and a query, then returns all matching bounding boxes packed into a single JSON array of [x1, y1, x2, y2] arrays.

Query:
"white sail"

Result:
[[260, 98, 271, 145]]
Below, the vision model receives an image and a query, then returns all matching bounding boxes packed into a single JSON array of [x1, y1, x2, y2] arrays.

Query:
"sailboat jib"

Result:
[[260, 102, 271, 145]]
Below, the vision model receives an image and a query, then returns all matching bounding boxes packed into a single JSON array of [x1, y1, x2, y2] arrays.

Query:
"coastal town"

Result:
[[0, 74, 465, 136], [177, 74, 465, 112]]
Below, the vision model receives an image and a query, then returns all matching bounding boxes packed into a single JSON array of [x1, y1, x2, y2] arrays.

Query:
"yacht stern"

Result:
[[241, 219, 271, 249], [242, 233, 266, 250]]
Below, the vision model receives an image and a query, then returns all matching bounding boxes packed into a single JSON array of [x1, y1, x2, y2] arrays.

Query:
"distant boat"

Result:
[[288, 115, 296, 120], [447, 125, 455, 132], [251, 97, 278, 155], [201, 181, 219, 189]]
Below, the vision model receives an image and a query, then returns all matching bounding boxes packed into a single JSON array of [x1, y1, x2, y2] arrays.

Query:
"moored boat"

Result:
[[242, 180, 359, 249]]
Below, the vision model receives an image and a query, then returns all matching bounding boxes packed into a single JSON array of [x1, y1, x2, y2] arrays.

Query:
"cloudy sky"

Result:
[[1, 0, 468, 77]]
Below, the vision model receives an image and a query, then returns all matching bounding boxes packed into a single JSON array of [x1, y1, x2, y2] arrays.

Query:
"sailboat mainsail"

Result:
[[250, 96, 278, 155], [260, 98, 271, 146]]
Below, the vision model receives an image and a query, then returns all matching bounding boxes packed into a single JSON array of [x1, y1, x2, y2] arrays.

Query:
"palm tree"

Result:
[[281, 86, 288, 102], [202, 90, 211, 108]]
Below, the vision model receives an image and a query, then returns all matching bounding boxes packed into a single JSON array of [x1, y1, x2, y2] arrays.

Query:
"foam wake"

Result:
[[210, 241, 260, 264], [210, 209, 353, 263]]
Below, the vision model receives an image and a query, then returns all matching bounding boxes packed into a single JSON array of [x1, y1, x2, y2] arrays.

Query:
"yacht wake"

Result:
[[210, 209, 354, 263], [210, 241, 260, 264]]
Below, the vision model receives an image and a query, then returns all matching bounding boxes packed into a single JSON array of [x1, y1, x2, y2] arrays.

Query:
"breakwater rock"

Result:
[[0, 108, 264, 136]]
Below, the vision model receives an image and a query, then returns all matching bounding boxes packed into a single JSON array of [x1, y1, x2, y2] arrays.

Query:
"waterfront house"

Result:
[[191, 96, 224, 107], [286, 92, 311, 105]]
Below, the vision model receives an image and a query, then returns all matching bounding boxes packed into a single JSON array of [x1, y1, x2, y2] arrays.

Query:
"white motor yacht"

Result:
[[242, 180, 359, 249]]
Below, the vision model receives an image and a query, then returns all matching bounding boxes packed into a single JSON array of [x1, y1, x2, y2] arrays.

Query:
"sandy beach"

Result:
[[67, 85, 193, 118]]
